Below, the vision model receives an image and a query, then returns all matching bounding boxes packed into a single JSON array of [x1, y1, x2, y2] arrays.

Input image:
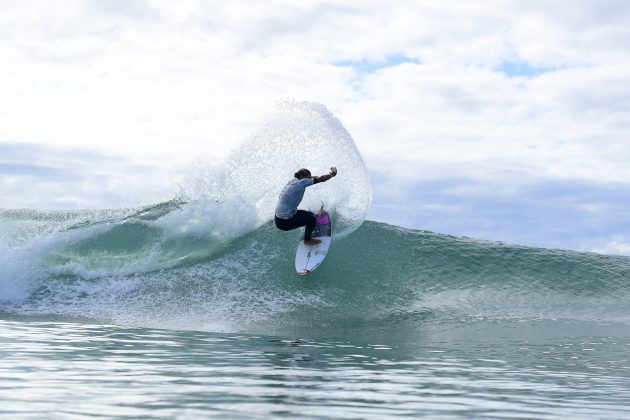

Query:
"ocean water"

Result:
[[2, 102, 630, 418]]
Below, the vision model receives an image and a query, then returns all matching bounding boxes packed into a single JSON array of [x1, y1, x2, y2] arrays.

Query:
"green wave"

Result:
[[2, 205, 630, 335]]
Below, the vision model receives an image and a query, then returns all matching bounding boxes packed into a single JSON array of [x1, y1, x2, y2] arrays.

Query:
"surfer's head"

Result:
[[294, 168, 311, 179]]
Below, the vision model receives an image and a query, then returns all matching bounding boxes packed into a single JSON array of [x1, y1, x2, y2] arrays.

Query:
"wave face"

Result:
[[2, 205, 630, 339]]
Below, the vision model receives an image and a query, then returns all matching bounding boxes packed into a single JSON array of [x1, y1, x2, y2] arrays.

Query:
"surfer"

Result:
[[275, 167, 337, 245]]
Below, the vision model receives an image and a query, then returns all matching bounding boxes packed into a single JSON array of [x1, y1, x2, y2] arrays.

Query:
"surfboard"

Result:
[[295, 210, 332, 275]]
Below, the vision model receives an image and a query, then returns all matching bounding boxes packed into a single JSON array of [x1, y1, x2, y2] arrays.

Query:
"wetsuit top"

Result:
[[275, 178, 315, 219]]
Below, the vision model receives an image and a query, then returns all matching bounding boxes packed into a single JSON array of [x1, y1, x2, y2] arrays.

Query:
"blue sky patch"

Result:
[[335, 54, 421, 74], [0, 163, 63, 178], [496, 61, 556, 78]]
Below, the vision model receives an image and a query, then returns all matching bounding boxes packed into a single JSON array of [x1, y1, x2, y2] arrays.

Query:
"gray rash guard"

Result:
[[275, 178, 315, 219]]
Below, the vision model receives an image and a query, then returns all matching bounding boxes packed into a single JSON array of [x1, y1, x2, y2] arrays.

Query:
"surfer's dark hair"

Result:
[[294, 168, 311, 179]]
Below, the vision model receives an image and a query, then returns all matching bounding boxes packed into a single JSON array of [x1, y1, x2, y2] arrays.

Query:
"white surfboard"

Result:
[[295, 211, 332, 275]]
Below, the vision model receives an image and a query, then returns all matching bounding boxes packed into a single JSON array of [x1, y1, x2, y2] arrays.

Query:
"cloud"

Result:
[[592, 236, 630, 256]]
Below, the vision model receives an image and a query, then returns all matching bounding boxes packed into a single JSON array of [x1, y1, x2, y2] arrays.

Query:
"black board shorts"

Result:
[[274, 210, 316, 240]]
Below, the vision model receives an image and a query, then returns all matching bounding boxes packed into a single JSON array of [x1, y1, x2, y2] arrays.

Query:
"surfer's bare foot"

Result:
[[304, 239, 321, 245]]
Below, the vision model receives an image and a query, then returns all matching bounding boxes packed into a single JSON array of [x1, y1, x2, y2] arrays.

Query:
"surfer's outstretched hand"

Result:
[[314, 167, 337, 184]]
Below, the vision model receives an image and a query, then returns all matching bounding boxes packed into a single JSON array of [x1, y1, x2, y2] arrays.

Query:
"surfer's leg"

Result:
[[302, 213, 316, 241], [275, 216, 293, 231], [276, 211, 318, 242], [292, 210, 317, 242], [275, 212, 311, 232]]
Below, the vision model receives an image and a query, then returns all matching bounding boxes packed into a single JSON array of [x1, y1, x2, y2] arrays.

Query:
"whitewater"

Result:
[[2, 101, 630, 418]]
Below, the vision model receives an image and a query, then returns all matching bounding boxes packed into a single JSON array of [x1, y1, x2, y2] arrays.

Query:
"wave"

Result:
[[2, 205, 630, 336]]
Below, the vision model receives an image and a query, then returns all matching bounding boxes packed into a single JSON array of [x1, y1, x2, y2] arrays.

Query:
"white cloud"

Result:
[[592, 236, 630, 256]]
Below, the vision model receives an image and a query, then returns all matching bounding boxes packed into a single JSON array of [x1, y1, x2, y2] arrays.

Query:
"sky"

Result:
[[1, 0, 630, 255]]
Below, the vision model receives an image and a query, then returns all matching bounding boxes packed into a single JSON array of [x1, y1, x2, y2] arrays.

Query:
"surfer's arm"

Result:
[[313, 167, 337, 184]]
